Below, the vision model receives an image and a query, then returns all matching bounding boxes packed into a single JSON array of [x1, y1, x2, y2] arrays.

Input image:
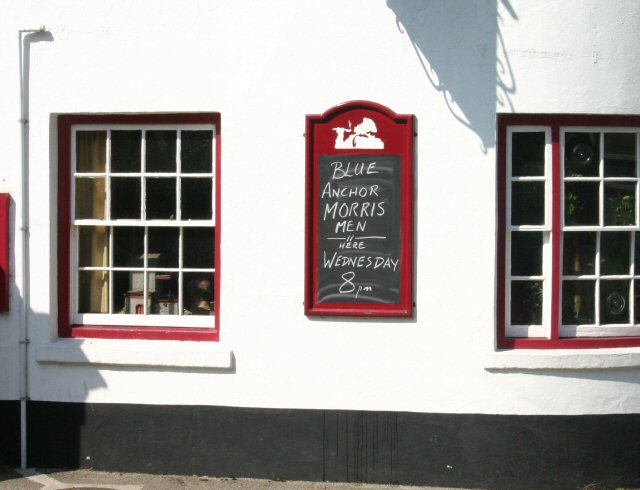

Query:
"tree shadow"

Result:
[[386, 0, 517, 152]]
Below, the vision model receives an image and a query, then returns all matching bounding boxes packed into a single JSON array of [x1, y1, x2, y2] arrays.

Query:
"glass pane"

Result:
[[76, 131, 106, 173], [146, 178, 176, 220], [635, 280, 640, 324], [184, 273, 214, 315], [182, 130, 213, 173], [510, 280, 542, 325], [113, 226, 144, 267], [600, 280, 629, 324], [111, 130, 141, 173], [151, 272, 179, 315], [78, 270, 109, 313], [510, 231, 542, 276], [111, 177, 141, 219], [600, 232, 630, 276], [565, 182, 599, 225], [146, 130, 176, 172], [113, 270, 134, 313], [511, 182, 544, 225], [181, 178, 213, 220], [562, 280, 595, 325], [148, 227, 179, 267], [183, 227, 215, 268], [635, 233, 640, 275], [564, 132, 599, 177], [604, 182, 635, 226], [604, 133, 636, 177], [75, 177, 106, 219], [512, 132, 545, 177], [563, 232, 596, 275], [78, 226, 109, 267]]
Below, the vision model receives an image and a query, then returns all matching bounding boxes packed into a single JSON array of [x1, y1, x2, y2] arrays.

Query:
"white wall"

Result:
[[1, 0, 640, 415]]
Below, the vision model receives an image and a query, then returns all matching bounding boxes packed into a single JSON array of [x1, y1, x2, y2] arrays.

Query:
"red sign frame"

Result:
[[305, 101, 414, 317]]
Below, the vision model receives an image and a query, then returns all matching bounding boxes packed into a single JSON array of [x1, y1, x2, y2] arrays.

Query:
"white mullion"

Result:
[[141, 130, 147, 221]]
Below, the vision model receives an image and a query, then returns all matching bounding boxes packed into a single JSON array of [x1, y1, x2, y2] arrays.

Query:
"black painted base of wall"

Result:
[[23, 401, 640, 489], [0, 400, 20, 467]]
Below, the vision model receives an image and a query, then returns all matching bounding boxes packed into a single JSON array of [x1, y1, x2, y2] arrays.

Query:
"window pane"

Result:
[[562, 280, 595, 325], [511, 182, 544, 225], [181, 178, 213, 220], [510, 281, 542, 325], [148, 227, 179, 267], [600, 280, 629, 324], [78, 226, 109, 267], [600, 232, 630, 276], [78, 270, 109, 313], [113, 226, 144, 267], [563, 232, 596, 275], [111, 130, 141, 173], [512, 132, 545, 177], [184, 273, 214, 315], [75, 177, 106, 220], [151, 272, 179, 315], [146, 130, 176, 172], [564, 182, 599, 225], [565, 132, 599, 177], [111, 178, 141, 219], [76, 131, 106, 173], [113, 270, 133, 313], [604, 182, 635, 226], [511, 231, 542, 276], [182, 131, 213, 173], [146, 178, 176, 220], [604, 133, 636, 177], [183, 227, 215, 269]]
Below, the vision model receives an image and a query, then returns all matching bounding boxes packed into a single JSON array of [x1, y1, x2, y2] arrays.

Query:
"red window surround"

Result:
[[58, 114, 221, 341], [498, 114, 640, 349], [0, 193, 9, 312]]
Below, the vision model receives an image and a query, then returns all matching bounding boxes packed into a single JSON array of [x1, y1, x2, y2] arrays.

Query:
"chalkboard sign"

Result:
[[305, 101, 414, 317], [317, 154, 401, 303]]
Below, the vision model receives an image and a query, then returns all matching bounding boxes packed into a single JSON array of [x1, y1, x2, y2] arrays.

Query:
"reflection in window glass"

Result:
[[604, 133, 636, 177], [146, 178, 176, 219], [512, 132, 545, 177], [146, 131, 176, 172], [511, 232, 542, 276], [148, 227, 179, 267], [181, 178, 213, 219], [511, 281, 542, 325], [562, 232, 596, 275], [182, 131, 213, 173], [111, 178, 141, 219], [183, 228, 214, 268], [562, 280, 595, 325], [565, 132, 599, 177], [600, 280, 629, 325], [76, 131, 106, 173], [511, 182, 544, 225], [184, 273, 214, 315], [604, 182, 635, 226], [564, 182, 599, 226], [600, 232, 630, 276], [78, 226, 109, 267], [111, 130, 141, 173], [75, 178, 106, 220], [78, 270, 109, 313]]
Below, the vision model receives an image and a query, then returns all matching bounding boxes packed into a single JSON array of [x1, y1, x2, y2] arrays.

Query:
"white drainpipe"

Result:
[[18, 26, 48, 470]]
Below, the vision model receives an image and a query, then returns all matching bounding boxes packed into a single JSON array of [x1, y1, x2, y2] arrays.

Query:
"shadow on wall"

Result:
[[386, 0, 517, 152]]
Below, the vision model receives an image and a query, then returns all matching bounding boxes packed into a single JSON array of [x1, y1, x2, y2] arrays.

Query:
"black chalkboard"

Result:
[[317, 154, 401, 303]]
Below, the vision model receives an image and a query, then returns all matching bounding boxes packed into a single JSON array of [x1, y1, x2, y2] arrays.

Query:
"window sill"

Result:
[[35, 338, 233, 370], [485, 348, 640, 371]]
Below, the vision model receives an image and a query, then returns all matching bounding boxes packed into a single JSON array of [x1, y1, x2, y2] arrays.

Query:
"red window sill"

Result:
[[66, 324, 218, 341]]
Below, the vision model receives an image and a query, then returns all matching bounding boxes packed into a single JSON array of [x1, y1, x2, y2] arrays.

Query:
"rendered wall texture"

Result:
[[1, 0, 640, 415]]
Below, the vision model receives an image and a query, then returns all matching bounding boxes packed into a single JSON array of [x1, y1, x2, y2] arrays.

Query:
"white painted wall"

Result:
[[1, 0, 640, 415]]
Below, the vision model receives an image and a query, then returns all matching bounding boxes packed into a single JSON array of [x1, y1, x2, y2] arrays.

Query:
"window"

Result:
[[58, 114, 220, 341], [498, 114, 640, 348]]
